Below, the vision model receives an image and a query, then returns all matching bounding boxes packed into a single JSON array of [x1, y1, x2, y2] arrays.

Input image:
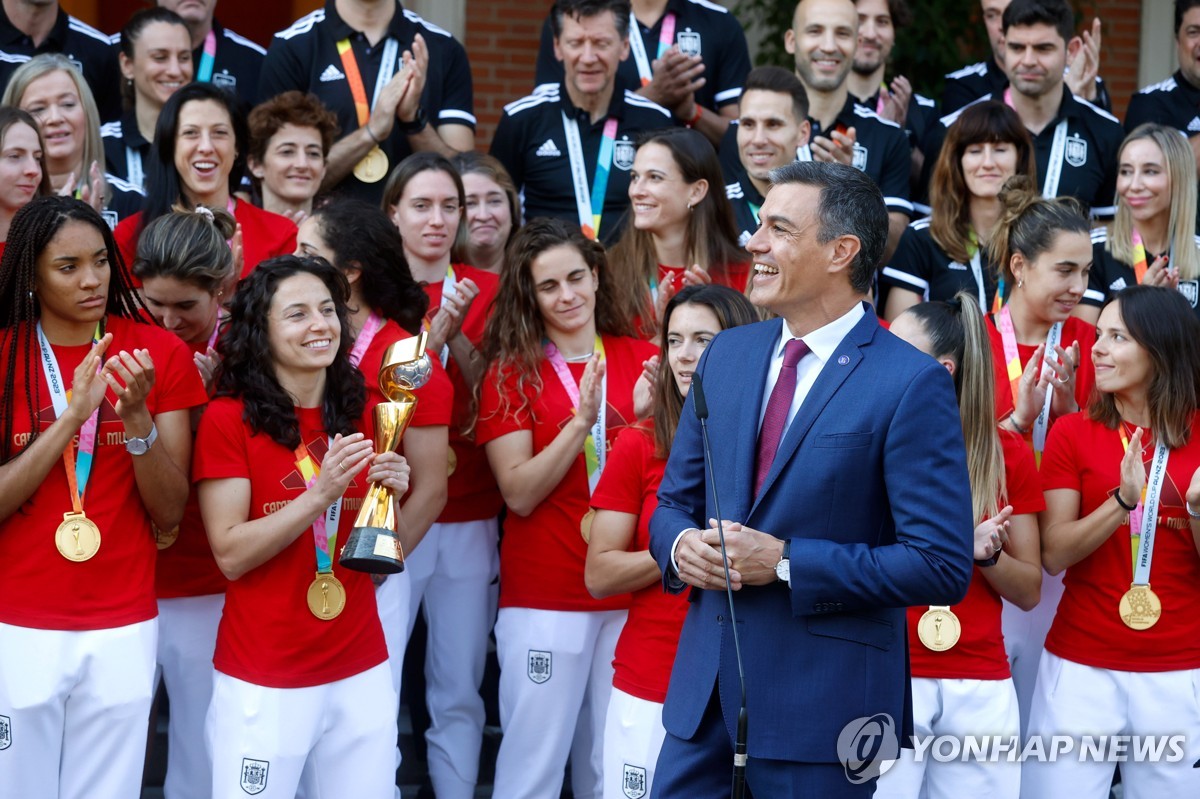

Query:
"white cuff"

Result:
[[670, 528, 698, 574]]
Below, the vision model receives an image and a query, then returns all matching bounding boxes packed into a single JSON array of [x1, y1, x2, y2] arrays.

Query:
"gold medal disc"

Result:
[[353, 146, 389, 183], [1119, 583, 1162, 630], [56, 512, 101, 562], [917, 606, 961, 651], [580, 508, 596, 543], [154, 524, 179, 550], [307, 572, 347, 620], [447, 448, 457, 477]]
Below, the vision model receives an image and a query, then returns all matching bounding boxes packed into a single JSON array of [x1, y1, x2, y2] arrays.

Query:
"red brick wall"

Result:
[[1077, 0, 1142, 120], [466, 0, 550, 149]]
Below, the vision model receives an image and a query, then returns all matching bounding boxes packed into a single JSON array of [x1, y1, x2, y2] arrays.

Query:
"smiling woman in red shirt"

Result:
[[585, 283, 758, 799], [877, 293, 1044, 799], [476, 217, 656, 799], [1027, 285, 1200, 798], [194, 256, 411, 799], [0, 196, 205, 799]]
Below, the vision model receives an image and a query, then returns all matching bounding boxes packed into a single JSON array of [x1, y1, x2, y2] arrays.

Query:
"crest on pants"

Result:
[[622, 763, 647, 798], [240, 758, 269, 795], [527, 650, 552, 684], [0, 715, 10, 750]]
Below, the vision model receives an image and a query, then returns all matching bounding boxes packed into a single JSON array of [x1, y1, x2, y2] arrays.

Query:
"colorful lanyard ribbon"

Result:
[[336, 37, 400, 130], [966, 228, 986, 312], [544, 335, 607, 494], [562, 112, 619, 241], [420, 267, 456, 367], [1131, 228, 1148, 284], [1117, 429, 1169, 583], [991, 277, 1006, 314], [196, 29, 218, 83], [996, 306, 1061, 465], [349, 311, 383, 369], [36, 321, 103, 504], [126, 146, 144, 190], [875, 81, 889, 116], [628, 12, 676, 86], [294, 439, 344, 575]]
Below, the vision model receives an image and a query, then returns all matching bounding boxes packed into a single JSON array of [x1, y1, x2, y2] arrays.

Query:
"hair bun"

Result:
[[194, 204, 237, 240]]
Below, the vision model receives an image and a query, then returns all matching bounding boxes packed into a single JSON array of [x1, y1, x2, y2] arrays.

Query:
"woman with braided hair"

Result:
[[0, 195, 206, 797]]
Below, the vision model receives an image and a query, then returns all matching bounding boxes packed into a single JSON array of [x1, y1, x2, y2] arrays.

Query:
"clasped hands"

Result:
[[674, 519, 785, 590]]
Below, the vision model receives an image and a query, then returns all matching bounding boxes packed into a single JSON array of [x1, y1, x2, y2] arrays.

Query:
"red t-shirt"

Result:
[[157, 337, 226, 599], [591, 422, 685, 703], [114, 201, 298, 283], [422, 264, 503, 523], [0, 316, 207, 629], [906, 430, 1045, 679], [193, 398, 388, 688], [476, 333, 657, 611], [1041, 411, 1200, 672], [987, 314, 1096, 423]]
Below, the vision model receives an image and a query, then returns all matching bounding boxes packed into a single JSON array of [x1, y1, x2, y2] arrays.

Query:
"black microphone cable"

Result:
[[691, 374, 749, 799]]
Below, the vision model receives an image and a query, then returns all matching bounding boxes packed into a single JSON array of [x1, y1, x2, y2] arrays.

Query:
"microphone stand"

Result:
[[691, 375, 749, 799]]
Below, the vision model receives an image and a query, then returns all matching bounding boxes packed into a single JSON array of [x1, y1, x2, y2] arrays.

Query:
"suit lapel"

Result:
[[750, 307, 878, 515], [727, 319, 782, 522]]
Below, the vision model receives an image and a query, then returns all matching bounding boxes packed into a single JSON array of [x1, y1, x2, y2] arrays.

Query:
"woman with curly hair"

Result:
[[0, 196, 205, 797], [607, 128, 750, 337], [476, 217, 656, 798], [881, 101, 1036, 320], [194, 255, 411, 798]]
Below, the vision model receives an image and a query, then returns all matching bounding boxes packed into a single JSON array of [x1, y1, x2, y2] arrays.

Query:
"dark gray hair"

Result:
[[550, 0, 632, 39], [768, 161, 887, 293]]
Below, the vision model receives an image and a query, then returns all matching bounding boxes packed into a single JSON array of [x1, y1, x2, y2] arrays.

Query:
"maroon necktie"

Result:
[[755, 338, 809, 495]]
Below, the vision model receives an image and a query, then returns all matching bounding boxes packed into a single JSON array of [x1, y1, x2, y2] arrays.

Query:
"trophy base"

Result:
[[339, 526, 406, 574]]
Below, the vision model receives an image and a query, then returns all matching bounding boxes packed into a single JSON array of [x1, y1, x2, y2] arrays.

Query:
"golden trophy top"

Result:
[[379, 331, 434, 401]]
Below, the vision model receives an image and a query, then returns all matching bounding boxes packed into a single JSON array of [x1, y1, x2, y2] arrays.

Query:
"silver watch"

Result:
[[126, 424, 158, 456], [775, 539, 791, 583]]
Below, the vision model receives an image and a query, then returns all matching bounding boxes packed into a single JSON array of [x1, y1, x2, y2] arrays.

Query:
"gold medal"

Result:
[[917, 606, 961, 651], [353, 145, 389, 183], [1119, 583, 1162, 630], [447, 448, 457, 477], [307, 571, 346, 620], [154, 523, 179, 550], [580, 508, 596, 543], [55, 511, 101, 562]]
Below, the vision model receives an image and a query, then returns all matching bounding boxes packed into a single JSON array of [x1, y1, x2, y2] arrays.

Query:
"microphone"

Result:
[[691, 375, 749, 799]]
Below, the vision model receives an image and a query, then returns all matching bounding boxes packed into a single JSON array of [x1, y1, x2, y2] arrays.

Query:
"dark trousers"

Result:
[[651, 687, 877, 799]]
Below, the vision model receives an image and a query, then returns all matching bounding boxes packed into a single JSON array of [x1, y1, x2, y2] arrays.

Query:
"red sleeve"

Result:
[[591, 425, 651, 515], [193, 398, 251, 482], [1000, 429, 1045, 515], [475, 362, 533, 445], [1039, 412, 1085, 492]]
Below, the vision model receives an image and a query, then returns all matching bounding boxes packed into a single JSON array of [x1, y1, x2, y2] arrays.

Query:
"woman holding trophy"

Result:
[[194, 255, 417, 799]]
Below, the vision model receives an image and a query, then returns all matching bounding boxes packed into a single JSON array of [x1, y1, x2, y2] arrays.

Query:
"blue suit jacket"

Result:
[[648, 305, 974, 763]]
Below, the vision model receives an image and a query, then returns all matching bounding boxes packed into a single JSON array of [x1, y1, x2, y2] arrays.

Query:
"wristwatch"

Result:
[[126, 424, 158, 456], [775, 539, 791, 583], [397, 107, 428, 136]]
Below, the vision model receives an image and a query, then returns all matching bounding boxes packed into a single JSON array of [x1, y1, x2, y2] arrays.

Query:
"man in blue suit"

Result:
[[648, 161, 975, 797]]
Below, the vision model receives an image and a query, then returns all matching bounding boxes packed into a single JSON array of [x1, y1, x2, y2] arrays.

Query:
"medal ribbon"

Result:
[[336, 37, 400, 129], [126, 146, 144, 190], [966, 229, 986, 312], [294, 439, 344, 575], [197, 29, 218, 83], [996, 307, 1060, 464], [1004, 88, 1068, 199], [349, 311, 383, 368], [1131, 438, 1169, 585], [628, 12, 676, 86], [419, 267, 456, 366], [37, 322, 103, 505], [1131, 228, 1148, 284], [875, 80, 889, 116], [544, 335, 607, 494], [562, 112, 619, 241]]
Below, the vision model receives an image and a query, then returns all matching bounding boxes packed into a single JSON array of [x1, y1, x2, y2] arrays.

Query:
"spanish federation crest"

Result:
[[214, 71, 237, 91], [852, 142, 869, 172], [1064, 134, 1088, 168], [1180, 280, 1199, 308], [0, 714, 11, 750], [528, 649, 552, 684], [677, 28, 702, 57], [613, 137, 636, 171], [622, 764, 647, 798], [240, 758, 269, 795]]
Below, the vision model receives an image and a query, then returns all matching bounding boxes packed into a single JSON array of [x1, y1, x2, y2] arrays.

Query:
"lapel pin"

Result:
[[838, 355, 850, 365]]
